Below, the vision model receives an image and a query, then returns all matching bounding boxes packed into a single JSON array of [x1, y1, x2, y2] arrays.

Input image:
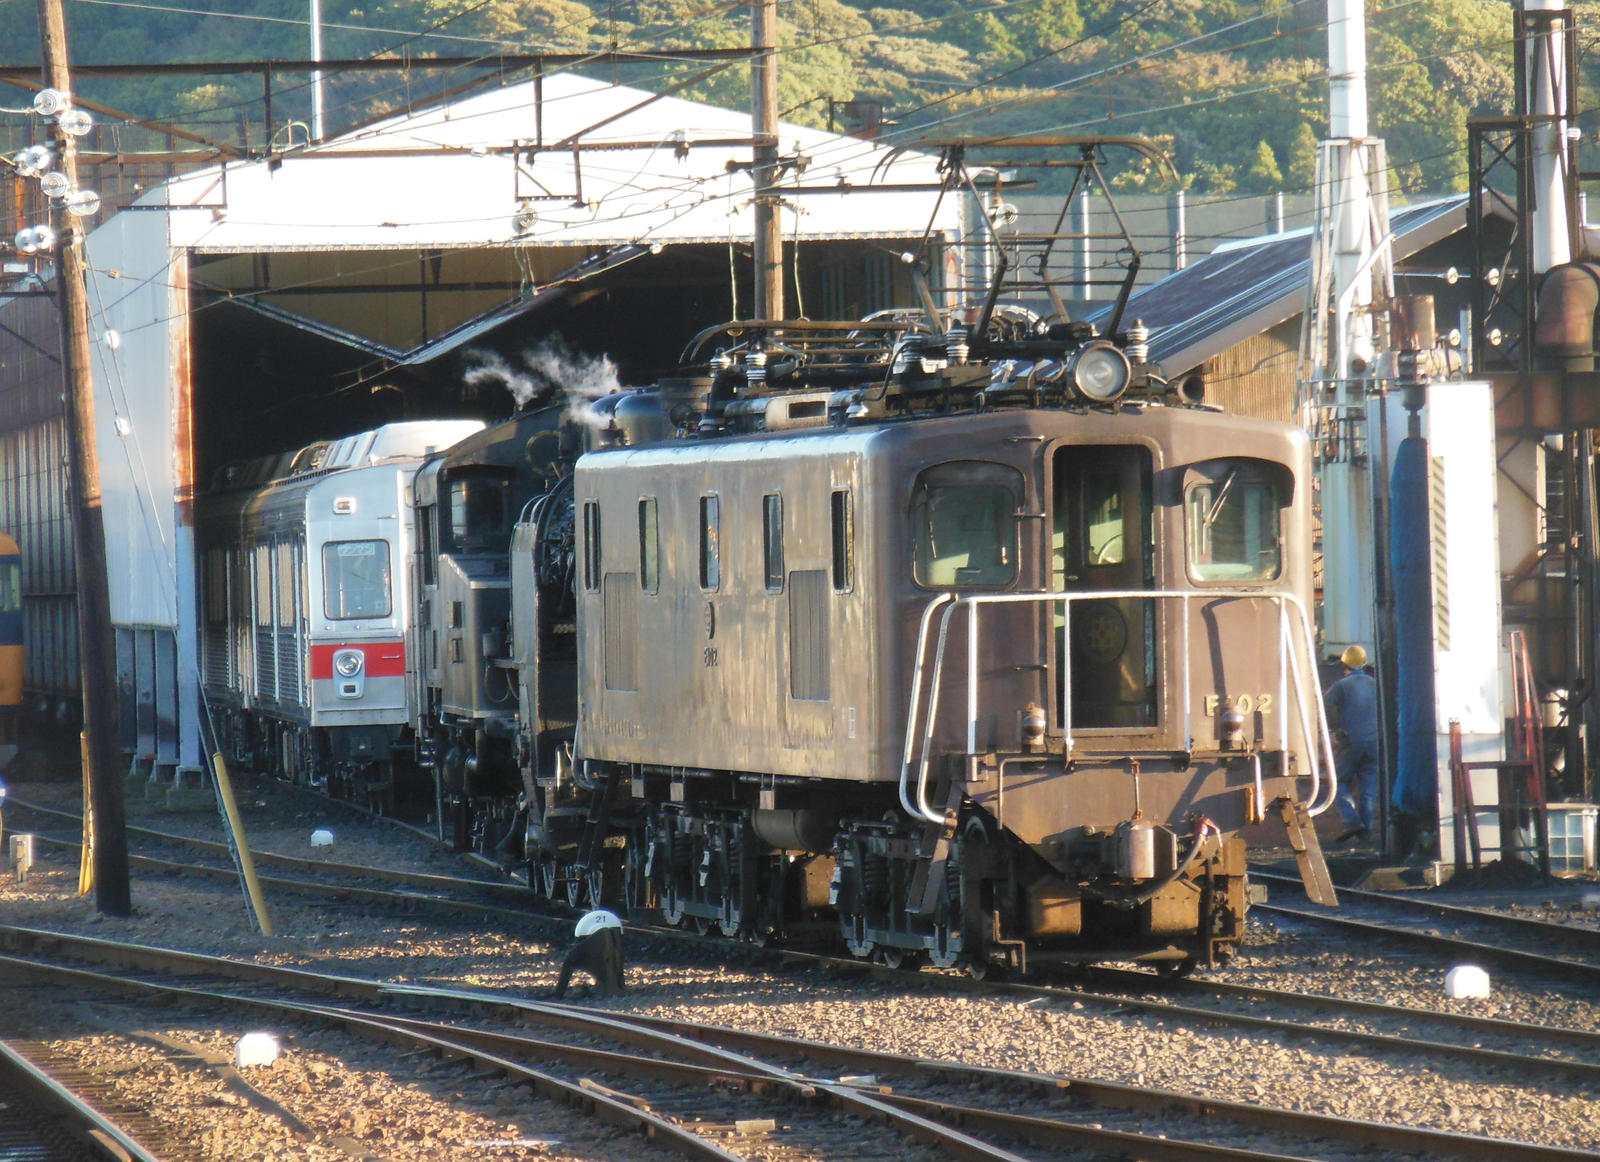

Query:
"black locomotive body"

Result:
[[199, 137, 1339, 975]]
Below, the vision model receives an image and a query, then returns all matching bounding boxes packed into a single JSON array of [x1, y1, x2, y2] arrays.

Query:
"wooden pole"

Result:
[[751, 0, 782, 319], [37, 0, 131, 915]]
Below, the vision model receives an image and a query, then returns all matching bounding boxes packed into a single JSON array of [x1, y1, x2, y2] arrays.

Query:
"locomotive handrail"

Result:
[[900, 588, 1339, 826]]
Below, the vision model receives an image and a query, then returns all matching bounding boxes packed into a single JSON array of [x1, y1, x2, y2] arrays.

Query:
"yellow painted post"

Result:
[[77, 732, 92, 896], [211, 752, 274, 937]]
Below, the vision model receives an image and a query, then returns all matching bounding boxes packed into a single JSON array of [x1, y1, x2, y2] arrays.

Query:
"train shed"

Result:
[[0, 70, 959, 784]]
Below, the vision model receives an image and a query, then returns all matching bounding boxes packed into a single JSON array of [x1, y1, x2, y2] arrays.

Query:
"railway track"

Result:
[[1250, 867, 1600, 985], [0, 923, 1593, 1162], [14, 795, 1600, 1102], [0, 1032, 167, 1161]]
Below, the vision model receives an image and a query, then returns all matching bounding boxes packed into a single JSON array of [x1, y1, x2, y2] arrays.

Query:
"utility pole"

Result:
[[37, 0, 131, 915], [751, 0, 782, 319]]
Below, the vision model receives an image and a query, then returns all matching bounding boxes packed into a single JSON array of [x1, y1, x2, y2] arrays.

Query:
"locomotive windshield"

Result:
[[910, 462, 1022, 588], [1185, 460, 1285, 582], [323, 540, 392, 619]]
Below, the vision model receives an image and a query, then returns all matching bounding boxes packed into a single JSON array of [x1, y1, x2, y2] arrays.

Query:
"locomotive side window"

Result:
[[1185, 460, 1284, 582], [323, 540, 392, 619], [0, 557, 19, 612], [909, 462, 1021, 589], [763, 493, 784, 592], [831, 488, 853, 592], [639, 498, 659, 594], [448, 471, 509, 552], [700, 494, 721, 591], [582, 501, 601, 592]]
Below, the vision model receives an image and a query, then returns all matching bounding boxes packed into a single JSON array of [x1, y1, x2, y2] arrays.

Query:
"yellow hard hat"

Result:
[[1341, 644, 1367, 669]]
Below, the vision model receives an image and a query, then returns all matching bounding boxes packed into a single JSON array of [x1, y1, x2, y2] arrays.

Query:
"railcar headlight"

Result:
[[1070, 342, 1132, 402], [333, 649, 364, 678]]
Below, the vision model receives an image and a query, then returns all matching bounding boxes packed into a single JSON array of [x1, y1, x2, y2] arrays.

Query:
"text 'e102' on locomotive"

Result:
[[198, 137, 1342, 977]]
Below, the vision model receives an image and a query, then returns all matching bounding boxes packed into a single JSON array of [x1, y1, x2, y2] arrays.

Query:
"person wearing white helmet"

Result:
[[553, 909, 625, 998], [1325, 644, 1378, 844]]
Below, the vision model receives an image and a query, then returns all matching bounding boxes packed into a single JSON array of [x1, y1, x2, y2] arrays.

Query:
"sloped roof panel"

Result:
[[152, 73, 953, 252], [1094, 196, 1470, 377]]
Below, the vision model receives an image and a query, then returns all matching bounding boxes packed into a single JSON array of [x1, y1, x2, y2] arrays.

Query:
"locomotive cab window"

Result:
[[447, 469, 511, 553], [323, 540, 392, 619], [910, 462, 1021, 589], [1185, 460, 1286, 582]]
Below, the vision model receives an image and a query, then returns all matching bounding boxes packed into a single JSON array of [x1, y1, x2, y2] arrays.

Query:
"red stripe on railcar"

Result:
[[308, 642, 406, 680]]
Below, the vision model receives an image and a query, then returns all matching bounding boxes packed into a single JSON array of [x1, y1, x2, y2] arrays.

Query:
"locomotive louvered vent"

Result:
[[256, 627, 275, 699], [277, 632, 302, 702], [202, 629, 229, 687], [603, 573, 639, 692], [788, 569, 830, 702]]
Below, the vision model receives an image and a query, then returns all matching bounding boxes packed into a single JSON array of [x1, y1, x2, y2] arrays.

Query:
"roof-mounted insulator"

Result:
[[1125, 319, 1150, 365], [948, 325, 969, 365], [745, 348, 768, 389]]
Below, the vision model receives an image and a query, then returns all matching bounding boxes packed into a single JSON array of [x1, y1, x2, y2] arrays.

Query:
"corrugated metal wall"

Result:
[[0, 291, 77, 699]]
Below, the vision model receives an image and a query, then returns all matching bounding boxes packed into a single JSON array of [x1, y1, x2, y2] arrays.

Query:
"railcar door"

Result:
[[1051, 446, 1155, 732]]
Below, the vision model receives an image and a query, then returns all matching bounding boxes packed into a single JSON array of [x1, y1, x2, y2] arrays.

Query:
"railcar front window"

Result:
[[910, 462, 1022, 589], [1186, 463, 1283, 582], [0, 561, 19, 613], [323, 540, 392, 619]]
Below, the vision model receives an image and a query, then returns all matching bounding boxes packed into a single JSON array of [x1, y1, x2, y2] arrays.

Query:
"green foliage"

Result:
[[0, 0, 1525, 196]]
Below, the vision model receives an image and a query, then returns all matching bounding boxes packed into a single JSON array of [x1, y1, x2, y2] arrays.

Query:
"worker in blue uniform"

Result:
[[1325, 644, 1379, 844]]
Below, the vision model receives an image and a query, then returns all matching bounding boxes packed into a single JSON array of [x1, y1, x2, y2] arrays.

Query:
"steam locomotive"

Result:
[[198, 138, 1338, 975]]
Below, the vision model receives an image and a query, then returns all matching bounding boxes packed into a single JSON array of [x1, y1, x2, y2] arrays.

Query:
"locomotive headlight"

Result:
[[1070, 342, 1132, 402], [333, 649, 364, 678]]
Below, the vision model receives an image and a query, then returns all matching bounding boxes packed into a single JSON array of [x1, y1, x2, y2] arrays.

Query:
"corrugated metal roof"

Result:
[[151, 72, 955, 253], [1091, 195, 1473, 378]]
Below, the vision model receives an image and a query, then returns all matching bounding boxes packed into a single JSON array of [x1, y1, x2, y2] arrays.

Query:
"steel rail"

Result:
[[0, 945, 1036, 1162], [19, 809, 1600, 1090], [0, 952, 748, 1162], [3, 924, 1595, 1161], [557, 1008, 1600, 1162], [5, 797, 529, 899], [17, 814, 1600, 1088], [0, 1036, 164, 1162], [1252, 867, 1600, 953], [1249, 899, 1600, 985]]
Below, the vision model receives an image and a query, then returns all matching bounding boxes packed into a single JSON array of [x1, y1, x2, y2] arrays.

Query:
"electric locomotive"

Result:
[[466, 138, 1340, 975]]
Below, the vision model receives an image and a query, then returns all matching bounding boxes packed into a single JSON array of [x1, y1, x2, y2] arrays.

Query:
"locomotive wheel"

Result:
[[565, 870, 585, 909], [846, 934, 876, 958], [929, 929, 961, 970], [878, 947, 922, 972], [537, 855, 560, 900], [1154, 956, 1199, 982]]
